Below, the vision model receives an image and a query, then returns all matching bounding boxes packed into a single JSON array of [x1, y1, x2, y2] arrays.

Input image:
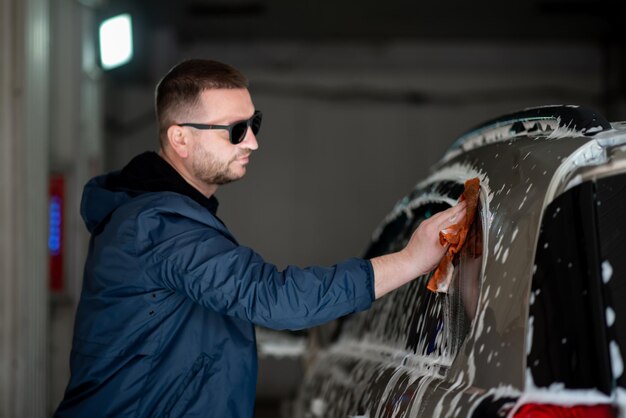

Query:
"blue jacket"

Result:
[[55, 154, 374, 417]]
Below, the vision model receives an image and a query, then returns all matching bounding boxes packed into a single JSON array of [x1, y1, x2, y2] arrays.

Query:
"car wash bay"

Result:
[[1, 0, 625, 416]]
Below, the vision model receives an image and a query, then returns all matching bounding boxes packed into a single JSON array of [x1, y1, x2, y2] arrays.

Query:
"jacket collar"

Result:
[[106, 151, 220, 217]]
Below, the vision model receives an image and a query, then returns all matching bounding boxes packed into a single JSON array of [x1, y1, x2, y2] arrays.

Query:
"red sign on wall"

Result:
[[49, 174, 64, 292]]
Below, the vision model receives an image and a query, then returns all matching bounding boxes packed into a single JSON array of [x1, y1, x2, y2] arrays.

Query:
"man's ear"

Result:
[[166, 125, 190, 158]]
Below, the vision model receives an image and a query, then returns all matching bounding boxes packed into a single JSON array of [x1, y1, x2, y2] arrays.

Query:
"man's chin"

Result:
[[214, 170, 246, 186], [232, 164, 248, 178]]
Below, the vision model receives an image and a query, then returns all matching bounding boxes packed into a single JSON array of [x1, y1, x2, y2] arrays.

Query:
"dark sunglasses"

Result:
[[178, 110, 263, 144]]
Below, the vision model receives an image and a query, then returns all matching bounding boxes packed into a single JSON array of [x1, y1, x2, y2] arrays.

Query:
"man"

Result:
[[55, 59, 466, 417]]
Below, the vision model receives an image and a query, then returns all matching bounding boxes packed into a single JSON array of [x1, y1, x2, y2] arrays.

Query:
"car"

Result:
[[294, 105, 626, 417]]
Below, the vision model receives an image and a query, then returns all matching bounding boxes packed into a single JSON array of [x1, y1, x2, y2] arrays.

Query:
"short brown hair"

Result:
[[155, 59, 249, 146]]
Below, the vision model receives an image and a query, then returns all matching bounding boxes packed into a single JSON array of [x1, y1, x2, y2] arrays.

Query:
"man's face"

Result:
[[186, 88, 259, 186]]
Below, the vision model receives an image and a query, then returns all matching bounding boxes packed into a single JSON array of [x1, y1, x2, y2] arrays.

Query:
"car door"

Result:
[[297, 179, 485, 417]]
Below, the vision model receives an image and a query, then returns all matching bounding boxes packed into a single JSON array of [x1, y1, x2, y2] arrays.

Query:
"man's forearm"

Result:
[[371, 250, 422, 299]]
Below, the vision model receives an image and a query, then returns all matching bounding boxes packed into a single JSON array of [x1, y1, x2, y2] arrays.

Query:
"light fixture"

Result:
[[99, 13, 133, 70]]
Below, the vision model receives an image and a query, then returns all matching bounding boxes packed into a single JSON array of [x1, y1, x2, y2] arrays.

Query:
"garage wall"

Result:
[[0, 0, 50, 416], [47, 0, 104, 413]]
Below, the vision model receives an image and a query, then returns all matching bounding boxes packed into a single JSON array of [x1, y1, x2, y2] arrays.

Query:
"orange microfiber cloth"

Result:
[[427, 177, 481, 293]]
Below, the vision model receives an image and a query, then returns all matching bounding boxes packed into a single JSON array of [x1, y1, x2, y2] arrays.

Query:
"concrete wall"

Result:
[[0, 0, 50, 416], [48, 0, 104, 413], [0, 0, 103, 415]]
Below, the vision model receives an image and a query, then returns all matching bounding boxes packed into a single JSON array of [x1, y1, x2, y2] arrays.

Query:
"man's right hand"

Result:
[[370, 201, 467, 299]]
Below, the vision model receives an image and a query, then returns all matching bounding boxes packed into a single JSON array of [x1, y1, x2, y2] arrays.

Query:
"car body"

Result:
[[295, 105, 626, 417]]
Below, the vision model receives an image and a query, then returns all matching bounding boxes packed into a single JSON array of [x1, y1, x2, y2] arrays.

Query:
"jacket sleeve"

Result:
[[142, 223, 375, 330]]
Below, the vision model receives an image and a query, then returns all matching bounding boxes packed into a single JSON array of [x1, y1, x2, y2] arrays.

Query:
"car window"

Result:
[[596, 173, 626, 390], [340, 182, 483, 365], [528, 173, 626, 393]]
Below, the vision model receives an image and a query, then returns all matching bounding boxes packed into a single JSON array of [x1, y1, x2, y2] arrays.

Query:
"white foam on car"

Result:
[[607, 307, 616, 327], [610, 341, 624, 379], [511, 384, 613, 412], [602, 260, 613, 284], [257, 338, 306, 358]]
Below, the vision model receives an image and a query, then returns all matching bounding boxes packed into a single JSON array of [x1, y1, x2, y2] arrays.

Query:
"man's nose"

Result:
[[241, 127, 259, 150]]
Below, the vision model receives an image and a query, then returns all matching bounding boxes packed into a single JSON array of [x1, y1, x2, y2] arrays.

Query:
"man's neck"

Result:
[[158, 149, 218, 198]]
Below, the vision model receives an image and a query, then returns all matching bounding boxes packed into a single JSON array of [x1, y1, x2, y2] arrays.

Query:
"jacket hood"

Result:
[[80, 151, 220, 234]]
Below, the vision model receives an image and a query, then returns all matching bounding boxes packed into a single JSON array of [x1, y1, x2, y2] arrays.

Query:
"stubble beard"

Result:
[[191, 143, 251, 186]]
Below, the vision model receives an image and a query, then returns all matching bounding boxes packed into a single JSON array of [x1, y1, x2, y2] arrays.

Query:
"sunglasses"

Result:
[[178, 110, 263, 144]]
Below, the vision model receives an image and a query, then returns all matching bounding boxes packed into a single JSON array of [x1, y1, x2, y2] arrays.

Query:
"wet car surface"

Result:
[[295, 106, 626, 417]]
